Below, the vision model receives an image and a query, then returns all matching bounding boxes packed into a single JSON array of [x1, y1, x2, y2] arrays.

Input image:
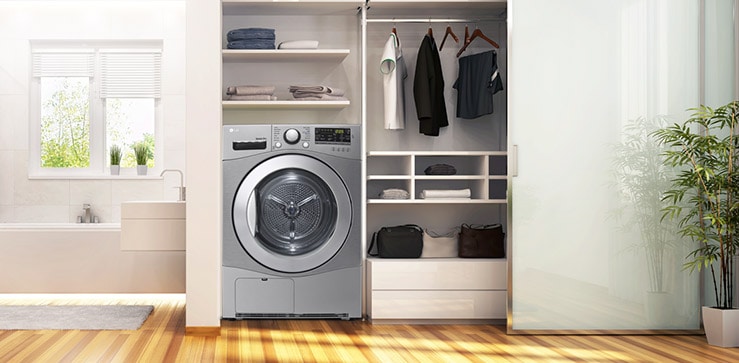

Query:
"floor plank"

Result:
[[0, 294, 736, 362]]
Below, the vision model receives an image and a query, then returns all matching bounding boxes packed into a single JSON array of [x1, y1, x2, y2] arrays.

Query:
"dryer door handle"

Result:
[[247, 190, 257, 236]]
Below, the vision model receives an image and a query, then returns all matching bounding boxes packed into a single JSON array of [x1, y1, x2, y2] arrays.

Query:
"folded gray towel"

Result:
[[379, 188, 410, 199], [292, 95, 348, 101], [227, 95, 277, 101], [288, 85, 345, 97], [226, 85, 276, 96], [420, 189, 471, 199]]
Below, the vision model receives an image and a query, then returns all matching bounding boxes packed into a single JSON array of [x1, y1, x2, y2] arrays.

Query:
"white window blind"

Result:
[[32, 51, 94, 77], [100, 51, 161, 98]]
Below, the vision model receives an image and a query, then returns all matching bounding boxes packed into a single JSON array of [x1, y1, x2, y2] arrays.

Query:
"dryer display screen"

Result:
[[315, 128, 351, 144]]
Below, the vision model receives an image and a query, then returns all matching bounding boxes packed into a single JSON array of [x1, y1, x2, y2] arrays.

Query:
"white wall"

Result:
[[0, 1, 187, 223]]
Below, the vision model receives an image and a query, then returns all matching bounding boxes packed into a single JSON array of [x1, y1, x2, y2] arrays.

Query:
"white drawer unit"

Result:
[[366, 258, 507, 322]]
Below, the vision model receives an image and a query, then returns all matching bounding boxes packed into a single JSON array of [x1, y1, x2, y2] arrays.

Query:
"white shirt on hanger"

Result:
[[380, 33, 407, 130]]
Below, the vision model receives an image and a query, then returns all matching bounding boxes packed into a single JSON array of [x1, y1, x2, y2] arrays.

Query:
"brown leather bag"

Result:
[[458, 224, 505, 258]]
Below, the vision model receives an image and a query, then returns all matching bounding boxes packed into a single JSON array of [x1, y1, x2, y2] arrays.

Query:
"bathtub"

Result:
[[0, 223, 184, 293]]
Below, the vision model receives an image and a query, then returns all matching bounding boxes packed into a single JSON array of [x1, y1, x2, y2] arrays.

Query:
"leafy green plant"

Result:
[[133, 142, 149, 166], [652, 101, 739, 309], [109, 145, 122, 166]]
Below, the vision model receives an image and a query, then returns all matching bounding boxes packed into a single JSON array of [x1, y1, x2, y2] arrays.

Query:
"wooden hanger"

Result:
[[456, 25, 499, 58], [391, 26, 398, 45], [427, 19, 433, 38], [439, 25, 459, 51]]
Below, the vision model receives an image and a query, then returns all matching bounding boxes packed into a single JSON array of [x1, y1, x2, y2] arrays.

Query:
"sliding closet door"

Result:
[[509, 0, 701, 330]]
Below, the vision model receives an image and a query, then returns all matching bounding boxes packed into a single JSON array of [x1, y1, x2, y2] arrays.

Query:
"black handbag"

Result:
[[458, 223, 505, 258], [368, 224, 423, 258]]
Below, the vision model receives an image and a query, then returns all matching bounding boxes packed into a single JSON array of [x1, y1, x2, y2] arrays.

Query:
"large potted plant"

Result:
[[133, 142, 149, 176], [653, 101, 739, 347]]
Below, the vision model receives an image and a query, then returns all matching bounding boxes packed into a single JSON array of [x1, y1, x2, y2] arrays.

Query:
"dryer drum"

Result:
[[255, 168, 338, 256]]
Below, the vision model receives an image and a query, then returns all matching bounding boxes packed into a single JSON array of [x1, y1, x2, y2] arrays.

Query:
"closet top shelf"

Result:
[[368, 151, 507, 157], [222, 49, 350, 62]]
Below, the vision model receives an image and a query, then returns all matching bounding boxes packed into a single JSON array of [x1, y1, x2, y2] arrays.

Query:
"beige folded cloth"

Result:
[[226, 85, 276, 96], [278, 40, 319, 49], [292, 95, 347, 101], [227, 95, 278, 101], [379, 188, 410, 199], [420, 188, 471, 199]]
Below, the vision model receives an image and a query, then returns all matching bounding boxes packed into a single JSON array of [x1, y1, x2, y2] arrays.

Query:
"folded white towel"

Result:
[[278, 40, 320, 49], [226, 85, 276, 96], [420, 189, 472, 199], [227, 95, 278, 101]]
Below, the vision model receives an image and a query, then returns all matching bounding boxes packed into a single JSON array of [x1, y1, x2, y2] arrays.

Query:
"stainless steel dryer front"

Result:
[[222, 124, 361, 319]]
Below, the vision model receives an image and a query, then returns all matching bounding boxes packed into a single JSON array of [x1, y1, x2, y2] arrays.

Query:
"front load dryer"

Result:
[[222, 124, 361, 319]]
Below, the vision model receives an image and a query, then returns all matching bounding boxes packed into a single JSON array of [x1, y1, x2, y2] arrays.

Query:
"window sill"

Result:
[[28, 175, 164, 180]]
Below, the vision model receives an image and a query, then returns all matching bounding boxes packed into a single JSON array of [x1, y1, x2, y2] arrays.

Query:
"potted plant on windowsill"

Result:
[[133, 142, 149, 176], [653, 101, 739, 347], [109, 145, 122, 175]]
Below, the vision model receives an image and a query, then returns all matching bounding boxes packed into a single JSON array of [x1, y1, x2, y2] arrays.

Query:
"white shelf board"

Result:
[[367, 175, 411, 180], [368, 151, 507, 156], [222, 49, 350, 62], [414, 175, 486, 180], [367, 199, 507, 204], [222, 100, 350, 109]]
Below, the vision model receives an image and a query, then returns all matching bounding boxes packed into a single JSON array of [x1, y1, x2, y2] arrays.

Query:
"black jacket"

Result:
[[413, 35, 448, 136]]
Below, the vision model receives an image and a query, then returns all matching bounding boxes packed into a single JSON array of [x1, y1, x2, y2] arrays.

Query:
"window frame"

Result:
[[29, 40, 162, 179]]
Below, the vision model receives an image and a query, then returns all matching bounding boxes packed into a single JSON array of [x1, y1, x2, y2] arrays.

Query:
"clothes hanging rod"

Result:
[[365, 18, 502, 24]]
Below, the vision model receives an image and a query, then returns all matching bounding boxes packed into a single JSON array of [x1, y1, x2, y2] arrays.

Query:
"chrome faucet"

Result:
[[160, 169, 186, 201], [82, 203, 91, 223]]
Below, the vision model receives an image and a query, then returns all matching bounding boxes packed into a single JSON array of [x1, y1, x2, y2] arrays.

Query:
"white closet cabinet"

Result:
[[362, 0, 508, 323], [221, 1, 361, 125]]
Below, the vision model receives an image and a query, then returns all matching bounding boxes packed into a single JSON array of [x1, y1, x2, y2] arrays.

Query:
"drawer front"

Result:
[[370, 290, 506, 319], [369, 259, 506, 290]]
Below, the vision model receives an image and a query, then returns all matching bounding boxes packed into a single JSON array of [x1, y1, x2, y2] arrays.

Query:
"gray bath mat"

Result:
[[0, 305, 154, 330]]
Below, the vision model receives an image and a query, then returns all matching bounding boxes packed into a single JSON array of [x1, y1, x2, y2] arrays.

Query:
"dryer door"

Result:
[[232, 154, 352, 273]]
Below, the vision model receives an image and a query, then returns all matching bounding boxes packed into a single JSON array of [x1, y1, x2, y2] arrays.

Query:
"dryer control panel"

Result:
[[223, 124, 360, 160]]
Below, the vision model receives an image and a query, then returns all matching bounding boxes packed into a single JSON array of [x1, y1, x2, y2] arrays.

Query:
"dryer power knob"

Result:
[[284, 128, 301, 144]]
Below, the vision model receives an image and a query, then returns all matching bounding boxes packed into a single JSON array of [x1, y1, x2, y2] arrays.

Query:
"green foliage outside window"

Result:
[[40, 78, 90, 168]]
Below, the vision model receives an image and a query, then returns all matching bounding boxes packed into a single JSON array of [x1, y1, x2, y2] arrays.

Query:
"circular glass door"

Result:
[[232, 154, 352, 273]]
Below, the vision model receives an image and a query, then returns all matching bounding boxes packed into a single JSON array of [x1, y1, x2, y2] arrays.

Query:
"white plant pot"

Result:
[[702, 306, 739, 347], [110, 165, 120, 175], [136, 165, 148, 176]]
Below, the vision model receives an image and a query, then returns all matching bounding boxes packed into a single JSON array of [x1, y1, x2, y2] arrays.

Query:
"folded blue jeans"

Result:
[[227, 39, 276, 49], [227, 28, 276, 42]]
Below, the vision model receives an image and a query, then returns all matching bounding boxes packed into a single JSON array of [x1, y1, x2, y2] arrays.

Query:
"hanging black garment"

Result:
[[413, 35, 448, 137], [453, 50, 504, 119]]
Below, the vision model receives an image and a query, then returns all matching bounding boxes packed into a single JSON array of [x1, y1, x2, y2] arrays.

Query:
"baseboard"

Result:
[[185, 326, 221, 336]]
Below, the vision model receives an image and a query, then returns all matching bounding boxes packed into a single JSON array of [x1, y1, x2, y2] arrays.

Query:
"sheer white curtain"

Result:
[[509, 0, 703, 330]]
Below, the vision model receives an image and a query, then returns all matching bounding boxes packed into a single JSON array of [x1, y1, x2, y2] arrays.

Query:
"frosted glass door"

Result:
[[509, 0, 702, 330]]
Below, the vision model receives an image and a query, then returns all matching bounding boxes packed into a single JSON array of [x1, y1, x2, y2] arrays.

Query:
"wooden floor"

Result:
[[0, 294, 738, 362]]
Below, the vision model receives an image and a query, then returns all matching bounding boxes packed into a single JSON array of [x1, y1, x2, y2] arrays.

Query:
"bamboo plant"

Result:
[[133, 143, 149, 166], [652, 101, 739, 309]]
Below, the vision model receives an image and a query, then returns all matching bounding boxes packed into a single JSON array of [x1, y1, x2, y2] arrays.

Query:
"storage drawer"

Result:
[[368, 259, 506, 290], [369, 290, 506, 319]]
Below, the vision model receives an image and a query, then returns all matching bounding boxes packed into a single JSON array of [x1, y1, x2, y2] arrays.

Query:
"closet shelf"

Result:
[[368, 151, 507, 157], [367, 199, 507, 205], [222, 100, 350, 109], [222, 49, 350, 62]]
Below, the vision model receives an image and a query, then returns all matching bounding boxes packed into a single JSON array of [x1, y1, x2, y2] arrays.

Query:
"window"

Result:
[[30, 42, 161, 177]]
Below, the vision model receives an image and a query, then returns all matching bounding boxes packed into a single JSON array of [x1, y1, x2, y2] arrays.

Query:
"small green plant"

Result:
[[109, 145, 122, 166], [133, 142, 149, 166]]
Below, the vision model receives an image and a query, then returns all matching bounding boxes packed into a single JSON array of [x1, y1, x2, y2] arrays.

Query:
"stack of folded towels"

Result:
[[379, 188, 410, 200], [227, 28, 276, 49], [226, 85, 277, 101], [278, 40, 319, 49], [288, 85, 347, 101]]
